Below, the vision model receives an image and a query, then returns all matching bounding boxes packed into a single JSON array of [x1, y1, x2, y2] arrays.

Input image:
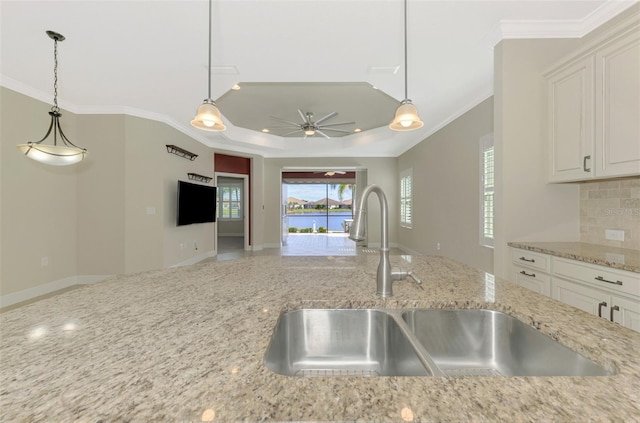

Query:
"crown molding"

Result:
[[500, 0, 637, 40]]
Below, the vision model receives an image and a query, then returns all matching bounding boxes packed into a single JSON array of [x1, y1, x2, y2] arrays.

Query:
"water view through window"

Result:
[[285, 183, 353, 232]]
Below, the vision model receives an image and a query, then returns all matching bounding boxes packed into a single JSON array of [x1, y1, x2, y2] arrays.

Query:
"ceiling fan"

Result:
[[269, 109, 355, 139]]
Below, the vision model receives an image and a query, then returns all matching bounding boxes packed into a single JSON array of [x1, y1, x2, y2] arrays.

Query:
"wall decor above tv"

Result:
[[166, 145, 198, 161]]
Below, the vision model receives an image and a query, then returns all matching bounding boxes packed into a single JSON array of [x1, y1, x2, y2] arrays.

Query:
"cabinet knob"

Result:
[[520, 270, 536, 278], [519, 256, 535, 263]]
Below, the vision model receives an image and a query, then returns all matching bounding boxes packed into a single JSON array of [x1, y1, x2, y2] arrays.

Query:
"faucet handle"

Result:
[[391, 268, 424, 290]]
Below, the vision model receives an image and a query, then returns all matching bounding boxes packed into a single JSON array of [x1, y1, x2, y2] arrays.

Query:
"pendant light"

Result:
[[191, 0, 226, 131], [389, 0, 423, 131], [17, 31, 88, 165]]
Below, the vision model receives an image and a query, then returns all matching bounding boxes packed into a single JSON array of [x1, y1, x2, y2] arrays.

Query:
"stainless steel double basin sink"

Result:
[[264, 309, 612, 377]]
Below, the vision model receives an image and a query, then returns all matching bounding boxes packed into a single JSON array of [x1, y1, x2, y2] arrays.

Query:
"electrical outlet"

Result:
[[436, 242, 441, 251], [605, 229, 625, 242], [41, 256, 49, 266]]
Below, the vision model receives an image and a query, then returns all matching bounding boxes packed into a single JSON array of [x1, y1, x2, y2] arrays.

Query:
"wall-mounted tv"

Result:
[[177, 180, 217, 226]]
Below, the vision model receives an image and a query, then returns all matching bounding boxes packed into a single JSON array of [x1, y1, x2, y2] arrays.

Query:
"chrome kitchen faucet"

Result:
[[348, 184, 422, 297]]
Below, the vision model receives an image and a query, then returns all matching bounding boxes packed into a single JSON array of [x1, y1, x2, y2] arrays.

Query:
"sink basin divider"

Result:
[[383, 309, 446, 377]]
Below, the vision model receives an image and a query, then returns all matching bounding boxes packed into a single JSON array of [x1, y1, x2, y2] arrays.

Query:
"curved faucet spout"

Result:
[[349, 184, 393, 297]]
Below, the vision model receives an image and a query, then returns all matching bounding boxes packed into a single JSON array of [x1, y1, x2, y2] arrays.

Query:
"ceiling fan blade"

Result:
[[316, 129, 331, 139], [282, 129, 303, 136], [298, 109, 310, 123], [314, 111, 338, 125], [317, 127, 352, 133], [270, 116, 304, 126], [318, 121, 355, 127]]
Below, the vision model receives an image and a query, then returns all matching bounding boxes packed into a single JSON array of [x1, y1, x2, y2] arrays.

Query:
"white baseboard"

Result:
[[219, 233, 244, 237], [170, 250, 216, 268], [263, 243, 281, 249], [0, 274, 111, 308], [251, 244, 264, 251]]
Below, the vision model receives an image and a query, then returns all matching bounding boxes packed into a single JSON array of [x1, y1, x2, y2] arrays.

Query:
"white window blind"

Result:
[[480, 134, 494, 247], [218, 184, 242, 220], [400, 169, 413, 229]]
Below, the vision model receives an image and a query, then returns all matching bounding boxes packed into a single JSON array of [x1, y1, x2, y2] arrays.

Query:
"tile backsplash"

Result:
[[580, 177, 640, 250]]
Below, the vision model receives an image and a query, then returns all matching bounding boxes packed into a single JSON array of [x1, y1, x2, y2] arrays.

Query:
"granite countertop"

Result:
[[508, 241, 640, 273], [2, 254, 640, 421]]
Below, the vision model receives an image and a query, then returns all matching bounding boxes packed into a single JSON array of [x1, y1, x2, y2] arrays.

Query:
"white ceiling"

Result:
[[1, 0, 636, 158]]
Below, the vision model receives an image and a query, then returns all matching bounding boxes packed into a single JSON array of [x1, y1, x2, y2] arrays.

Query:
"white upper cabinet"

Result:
[[595, 30, 640, 177], [547, 56, 595, 182], [546, 15, 640, 182]]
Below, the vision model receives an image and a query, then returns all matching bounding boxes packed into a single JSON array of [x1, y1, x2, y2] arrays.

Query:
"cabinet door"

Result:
[[547, 56, 595, 182], [552, 277, 609, 317], [610, 295, 640, 332], [595, 31, 640, 178]]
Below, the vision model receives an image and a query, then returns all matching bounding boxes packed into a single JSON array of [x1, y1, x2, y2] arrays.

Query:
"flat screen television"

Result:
[[177, 180, 217, 226]]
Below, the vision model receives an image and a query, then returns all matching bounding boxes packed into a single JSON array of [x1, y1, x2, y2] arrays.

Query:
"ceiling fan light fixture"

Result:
[[390, 100, 423, 131], [191, 100, 226, 131]]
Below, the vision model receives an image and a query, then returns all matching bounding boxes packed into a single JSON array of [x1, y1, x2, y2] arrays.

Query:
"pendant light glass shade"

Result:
[[17, 143, 87, 166], [191, 0, 226, 132], [17, 31, 88, 165], [389, 100, 423, 131], [191, 100, 226, 131], [389, 0, 423, 132]]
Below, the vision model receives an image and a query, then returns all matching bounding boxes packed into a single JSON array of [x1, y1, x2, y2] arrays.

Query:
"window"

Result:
[[480, 134, 494, 247], [218, 183, 242, 220], [400, 169, 412, 229]]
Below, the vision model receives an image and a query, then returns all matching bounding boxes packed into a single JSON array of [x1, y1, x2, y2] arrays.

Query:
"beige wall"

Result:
[[263, 157, 397, 248], [76, 115, 127, 275], [493, 39, 583, 279], [580, 177, 640, 249], [0, 88, 219, 302], [397, 97, 494, 273], [1, 88, 79, 296]]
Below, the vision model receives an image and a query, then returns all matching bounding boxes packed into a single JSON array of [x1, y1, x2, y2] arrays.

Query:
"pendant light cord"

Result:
[[403, 0, 408, 101], [207, 0, 212, 101], [52, 37, 60, 112]]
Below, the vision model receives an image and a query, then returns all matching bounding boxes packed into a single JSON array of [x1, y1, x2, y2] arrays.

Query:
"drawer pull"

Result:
[[519, 257, 535, 263], [598, 301, 607, 318], [595, 276, 623, 286], [520, 270, 536, 277], [610, 305, 620, 322]]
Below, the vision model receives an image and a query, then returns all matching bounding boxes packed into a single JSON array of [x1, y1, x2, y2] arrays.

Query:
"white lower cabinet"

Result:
[[515, 268, 551, 297], [511, 247, 640, 333]]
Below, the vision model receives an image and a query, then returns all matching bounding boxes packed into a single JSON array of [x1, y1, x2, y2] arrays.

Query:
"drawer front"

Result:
[[553, 258, 640, 298], [511, 249, 551, 273], [514, 266, 551, 297]]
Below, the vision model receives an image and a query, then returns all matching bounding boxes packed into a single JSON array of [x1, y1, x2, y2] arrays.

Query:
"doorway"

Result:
[[280, 169, 361, 255], [215, 173, 249, 253]]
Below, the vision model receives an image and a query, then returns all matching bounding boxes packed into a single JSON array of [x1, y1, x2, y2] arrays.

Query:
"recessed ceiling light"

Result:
[[262, 128, 270, 133], [231, 84, 241, 90], [354, 128, 362, 133]]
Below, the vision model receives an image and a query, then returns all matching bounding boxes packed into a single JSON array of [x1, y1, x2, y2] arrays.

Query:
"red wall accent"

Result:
[[215, 153, 250, 174], [214, 154, 252, 245]]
